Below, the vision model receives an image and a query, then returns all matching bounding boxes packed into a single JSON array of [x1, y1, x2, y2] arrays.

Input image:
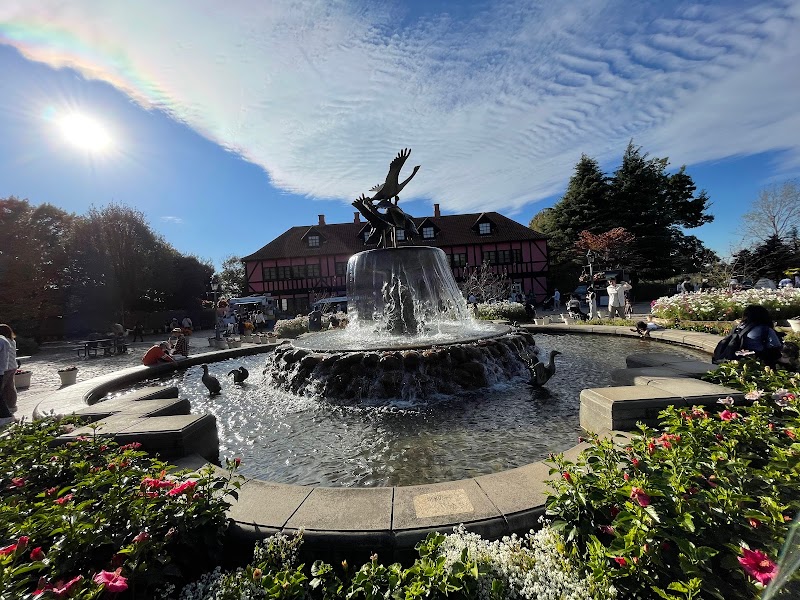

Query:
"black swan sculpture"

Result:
[[525, 350, 561, 387], [201, 364, 222, 395], [227, 366, 249, 385]]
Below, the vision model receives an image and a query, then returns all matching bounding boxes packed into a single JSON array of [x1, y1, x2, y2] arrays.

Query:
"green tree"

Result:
[[218, 255, 246, 298], [535, 142, 713, 280]]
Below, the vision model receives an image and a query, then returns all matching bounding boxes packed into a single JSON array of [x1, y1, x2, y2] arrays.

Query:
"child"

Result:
[[632, 317, 663, 338], [624, 297, 633, 319]]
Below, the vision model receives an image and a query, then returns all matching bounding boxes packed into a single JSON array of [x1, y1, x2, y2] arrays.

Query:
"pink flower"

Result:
[[0, 543, 17, 556], [120, 442, 142, 450], [167, 480, 197, 496], [717, 396, 734, 406], [234, 457, 242, 467], [93, 568, 128, 593], [598, 525, 615, 535], [738, 548, 778, 585], [630, 487, 651, 507], [54, 494, 74, 505], [10, 477, 25, 488], [132, 531, 150, 544], [45, 487, 58, 496], [719, 409, 740, 421], [786, 429, 797, 440], [34, 574, 84, 598], [30, 547, 45, 561], [745, 390, 764, 401]]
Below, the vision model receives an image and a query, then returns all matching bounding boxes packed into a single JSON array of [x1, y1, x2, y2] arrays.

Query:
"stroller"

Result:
[[566, 296, 589, 321]]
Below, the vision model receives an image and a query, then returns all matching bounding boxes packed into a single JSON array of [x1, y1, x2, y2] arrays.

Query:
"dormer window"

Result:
[[479, 222, 492, 235], [396, 229, 406, 241], [422, 226, 435, 239], [308, 234, 320, 247]]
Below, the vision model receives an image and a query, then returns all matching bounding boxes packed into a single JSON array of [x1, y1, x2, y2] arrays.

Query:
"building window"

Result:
[[395, 229, 406, 241], [479, 222, 492, 235], [277, 266, 291, 280], [512, 249, 522, 263], [308, 235, 320, 248], [291, 265, 307, 279], [362, 230, 372, 243], [307, 263, 320, 277], [335, 262, 347, 276], [422, 226, 435, 239], [499, 250, 512, 264], [263, 267, 277, 281], [451, 253, 467, 267], [483, 251, 497, 265]]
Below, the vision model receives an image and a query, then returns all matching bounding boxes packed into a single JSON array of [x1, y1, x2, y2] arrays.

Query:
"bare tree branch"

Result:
[[743, 179, 800, 242]]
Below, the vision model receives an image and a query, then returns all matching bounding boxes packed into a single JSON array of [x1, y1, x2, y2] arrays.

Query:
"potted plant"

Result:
[[14, 368, 31, 389], [57, 365, 78, 386], [789, 316, 800, 332]]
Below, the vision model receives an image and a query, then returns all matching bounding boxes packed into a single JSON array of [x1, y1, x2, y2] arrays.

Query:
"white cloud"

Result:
[[1, 0, 798, 214], [161, 216, 183, 225]]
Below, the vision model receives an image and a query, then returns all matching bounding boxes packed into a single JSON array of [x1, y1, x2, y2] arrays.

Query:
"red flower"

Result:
[[30, 547, 45, 561], [16, 536, 29, 552], [10, 477, 25, 488], [719, 409, 740, 421], [738, 548, 778, 585], [93, 568, 128, 592], [630, 487, 651, 507], [54, 494, 74, 505], [234, 457, 242, 467], [623, 473, 630, 481], [614, 557, 627, 567], [786, 429, 797, 440], [0, 543, 17, 556], [132, 531, 150, 544], [609, 506, 620, 518], [167, 480, 197, 496], [45, 487, 58, 496], [141, 477, 174, 490], [631, 457, 640, 467], [749, 518, 761, 528], [120, 442, 142, 450], [562, 472, 572, 483]]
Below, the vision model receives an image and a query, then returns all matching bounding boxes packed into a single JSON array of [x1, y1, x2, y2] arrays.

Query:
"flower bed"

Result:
[[475, 300, 528, 322], [272, 315, 309, 339], [0, 419, 241, 598], [651, 288, 800, 321], [546, 359, 800, 599]]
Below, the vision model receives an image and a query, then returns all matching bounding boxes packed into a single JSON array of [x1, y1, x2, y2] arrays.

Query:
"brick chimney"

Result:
[[354, 212, 360, 223], [434, 203, 441, 218], [318, 214, 326, 226]]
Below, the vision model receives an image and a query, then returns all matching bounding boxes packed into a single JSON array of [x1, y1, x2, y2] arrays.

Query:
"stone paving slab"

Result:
[[645, 378, 745, 404], [611, 367, 688, 386], [229, 479, 312, 529], [474, 461, 551, 518], [392, 478, 501, 532], [285, 487, 393, 532], [74, 396, 189, 419]]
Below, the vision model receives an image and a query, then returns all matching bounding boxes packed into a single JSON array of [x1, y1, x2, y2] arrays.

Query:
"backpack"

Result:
[[712, 324, 755, 364]]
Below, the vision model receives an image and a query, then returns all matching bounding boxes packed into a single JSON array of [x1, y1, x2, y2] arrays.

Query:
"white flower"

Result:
[[717, 396, 734, 406]]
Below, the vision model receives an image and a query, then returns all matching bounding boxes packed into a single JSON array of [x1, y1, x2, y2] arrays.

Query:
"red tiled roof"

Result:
[[241, 211, 546, 261]]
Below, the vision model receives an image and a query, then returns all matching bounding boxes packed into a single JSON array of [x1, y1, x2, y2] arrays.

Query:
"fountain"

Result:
[[265, 149, 537, 401]]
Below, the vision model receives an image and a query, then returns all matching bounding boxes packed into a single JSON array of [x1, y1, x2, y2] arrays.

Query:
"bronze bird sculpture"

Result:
[[227, 366, 249, 385], [201, 364, 222, 395], [527, 350, 561, 387], [368, 148, 420, 204]]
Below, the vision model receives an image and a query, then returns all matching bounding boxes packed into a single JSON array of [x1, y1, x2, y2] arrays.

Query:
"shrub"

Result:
[[0, 418, 241, 598], [178, 527, 615, 600], [475, 301, 527, 322], [546, 367, 800, 599], [651, 288, 800, 322], [273, 316, 309, 339]]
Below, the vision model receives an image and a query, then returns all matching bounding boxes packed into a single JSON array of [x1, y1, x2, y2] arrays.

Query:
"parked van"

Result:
[[312, 296, 348, 313]]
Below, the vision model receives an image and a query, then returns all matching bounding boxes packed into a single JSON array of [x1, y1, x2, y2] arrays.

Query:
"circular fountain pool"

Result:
[[125, 334, 709, 487]]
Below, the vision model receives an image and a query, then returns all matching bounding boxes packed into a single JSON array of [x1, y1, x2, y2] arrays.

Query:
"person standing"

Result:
[[553, 288, 561, 311], [132, 322, 145, 342], [181, 315, 193, 332], [0, 324, 18, 414], [587, 286, 598, 320], [606, 279, 631, 319], [254, 310, 266, 332]]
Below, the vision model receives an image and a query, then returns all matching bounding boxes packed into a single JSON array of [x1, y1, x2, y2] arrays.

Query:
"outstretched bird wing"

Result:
[[384, 149, 410, 186], [369, 183, 385, 193]]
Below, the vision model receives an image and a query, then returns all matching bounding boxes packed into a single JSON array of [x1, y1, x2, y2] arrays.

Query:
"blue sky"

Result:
[[1, 1, 799, 269]]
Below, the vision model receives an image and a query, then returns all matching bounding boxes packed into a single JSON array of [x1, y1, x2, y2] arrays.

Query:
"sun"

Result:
[[58, 113, 112, 152]]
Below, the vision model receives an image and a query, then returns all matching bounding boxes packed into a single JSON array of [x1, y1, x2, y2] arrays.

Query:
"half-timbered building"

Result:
[[242, 204, 548, 315]]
